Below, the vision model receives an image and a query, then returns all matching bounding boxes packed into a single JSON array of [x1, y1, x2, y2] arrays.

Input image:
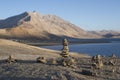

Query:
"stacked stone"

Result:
[[61, 38, 69, 57], [48, 58, 57, 65], [62, 57, 76, 68], [111, 54, 116, 58], [60, 38, 76, 68], [91, 54, 103, 69], [6, 55, 17, 63], [36, 57, 47, 64]]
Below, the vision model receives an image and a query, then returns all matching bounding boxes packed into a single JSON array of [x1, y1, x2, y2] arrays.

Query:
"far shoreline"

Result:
[[26, 42, 111, 46], [9, 38, 120, 46]]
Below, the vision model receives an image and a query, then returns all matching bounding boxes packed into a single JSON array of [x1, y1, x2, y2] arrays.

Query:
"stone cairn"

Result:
[[48, 58, 57, 65], [6, 55, 17, 63], [60, 38, 69, 57], [60, 38, 76, 67], [104, 54, 116, 66], [81, 54, 104, 76], [111, 54, 116, 58], [36, 57, 47, 64], [108, 54, 116, 66], [91, 54, 103, 69]]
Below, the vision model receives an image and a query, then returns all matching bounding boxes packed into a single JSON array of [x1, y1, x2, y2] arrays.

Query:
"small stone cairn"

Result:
[[108, 54, 116, 66], [108, 60, 115, 66], [36, 57, 47, 64], [60, 38, 76, 67], [111, 54, 116, 58], [6, 55, 17, 63], [48, 58, 57, 65], [91, 54, 103, 69], [104, 54, 116, 66]]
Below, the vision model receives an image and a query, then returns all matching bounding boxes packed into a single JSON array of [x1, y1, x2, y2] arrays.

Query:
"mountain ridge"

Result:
[[0, 11, 107, 41], [89, 30, 120, 38]]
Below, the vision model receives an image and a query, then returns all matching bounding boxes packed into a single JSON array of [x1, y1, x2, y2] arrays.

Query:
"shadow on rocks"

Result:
[[0, 77, 48, 80]]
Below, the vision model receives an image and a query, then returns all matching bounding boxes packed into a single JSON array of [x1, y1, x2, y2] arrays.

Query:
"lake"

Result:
[[41, 43, 120, 57]]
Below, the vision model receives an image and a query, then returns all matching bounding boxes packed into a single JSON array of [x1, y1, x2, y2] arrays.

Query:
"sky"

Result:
[[0, 0, 120, 31]]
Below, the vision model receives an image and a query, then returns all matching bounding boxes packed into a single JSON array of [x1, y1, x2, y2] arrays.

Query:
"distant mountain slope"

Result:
[[89, 30, 120, 38], [0, 11, 101, 40]]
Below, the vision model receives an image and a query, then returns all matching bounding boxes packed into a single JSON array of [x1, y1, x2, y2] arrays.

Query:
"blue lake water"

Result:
[[41, 43, 120, 57]]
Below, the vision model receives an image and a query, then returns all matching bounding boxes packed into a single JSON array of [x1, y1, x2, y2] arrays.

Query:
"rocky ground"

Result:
[[0, 57, 120, 80], [0, 39, 119, 80]]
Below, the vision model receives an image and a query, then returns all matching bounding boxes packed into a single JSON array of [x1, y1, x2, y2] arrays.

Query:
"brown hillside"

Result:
[[0, 11, 101, 39]]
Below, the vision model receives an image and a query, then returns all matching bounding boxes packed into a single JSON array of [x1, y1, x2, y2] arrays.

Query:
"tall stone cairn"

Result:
[[59, 39, 76, 68], [61, 38, 69, 57]]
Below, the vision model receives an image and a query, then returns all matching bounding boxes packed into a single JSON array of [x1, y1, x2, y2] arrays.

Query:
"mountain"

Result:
[[89, 30, 120, 38], [0, 11, 101, 42]]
